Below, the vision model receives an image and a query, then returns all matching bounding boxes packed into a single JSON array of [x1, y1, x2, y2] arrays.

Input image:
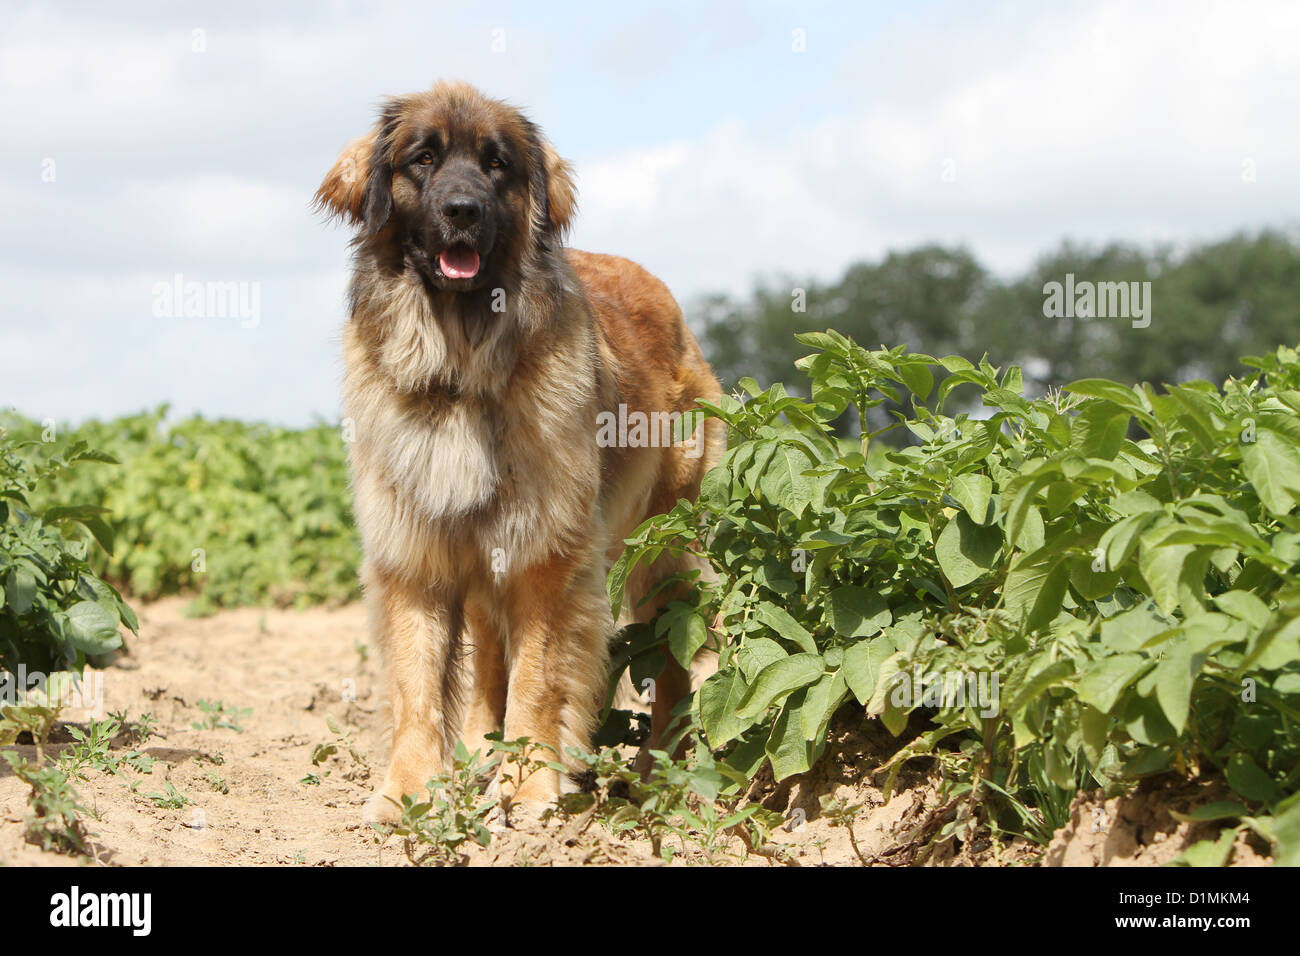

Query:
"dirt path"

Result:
[[0, 599, 1259, 867], [1, 598, 387, 866]]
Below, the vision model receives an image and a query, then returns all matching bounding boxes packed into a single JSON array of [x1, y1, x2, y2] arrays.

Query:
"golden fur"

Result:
[[316, 82, 722, 823]]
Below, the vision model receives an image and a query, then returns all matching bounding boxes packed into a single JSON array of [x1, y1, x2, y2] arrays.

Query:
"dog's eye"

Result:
[[487, 157, 507, 170], [415, 152, 434, 166]]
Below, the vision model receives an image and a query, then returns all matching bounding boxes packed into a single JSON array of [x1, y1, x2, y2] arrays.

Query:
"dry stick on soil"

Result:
[[730, 819, 801, 866], [894, 797, 962, 866], [820, 796, 873, 866]]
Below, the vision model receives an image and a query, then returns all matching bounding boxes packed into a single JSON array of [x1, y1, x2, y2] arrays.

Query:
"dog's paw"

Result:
[[362, 790, 404, 826], [502, 797, 554, 831], [483, 773, 555, 830]]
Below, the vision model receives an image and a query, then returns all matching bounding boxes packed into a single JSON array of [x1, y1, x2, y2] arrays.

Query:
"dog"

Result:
[[315, 81, 723, 824]]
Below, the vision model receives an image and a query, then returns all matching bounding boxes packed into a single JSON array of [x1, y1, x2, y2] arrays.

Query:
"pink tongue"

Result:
[[439, 247, 480, 279]]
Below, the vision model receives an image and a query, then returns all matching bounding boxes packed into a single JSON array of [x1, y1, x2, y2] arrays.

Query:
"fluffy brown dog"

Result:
[[315, 81, 723, 823]]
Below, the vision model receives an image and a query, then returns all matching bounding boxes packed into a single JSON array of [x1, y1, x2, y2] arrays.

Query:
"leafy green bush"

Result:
[[0, 430, 136, 675], [609, 335, 1300, 855], [2, 409, 359, 613]]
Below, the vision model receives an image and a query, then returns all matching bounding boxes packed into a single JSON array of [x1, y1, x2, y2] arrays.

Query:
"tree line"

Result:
[[694, 229, 1300, 400]]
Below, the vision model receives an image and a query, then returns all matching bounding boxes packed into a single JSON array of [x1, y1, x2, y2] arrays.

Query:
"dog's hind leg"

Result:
[[626, 550, 717, 776]]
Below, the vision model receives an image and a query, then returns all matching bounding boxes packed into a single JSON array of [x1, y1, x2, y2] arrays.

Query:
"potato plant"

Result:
[[0, 429, 136, 675], [3, 408, 359, 613], [608, 335, 1300, 857]]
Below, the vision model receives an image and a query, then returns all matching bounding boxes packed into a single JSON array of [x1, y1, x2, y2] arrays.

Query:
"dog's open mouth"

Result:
[[438, 245, 480, 280]]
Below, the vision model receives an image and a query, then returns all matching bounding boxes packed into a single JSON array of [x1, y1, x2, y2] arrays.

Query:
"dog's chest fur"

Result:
[[343, 269, 610, 579]]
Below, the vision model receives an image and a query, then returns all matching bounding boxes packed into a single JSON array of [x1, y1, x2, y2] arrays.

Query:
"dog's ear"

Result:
[[542, 142, 577, 237], [314, 131, 378, 225], [528, 129, 577, 244], [315, 99, 404, 234], [360, 110, 399, 235]]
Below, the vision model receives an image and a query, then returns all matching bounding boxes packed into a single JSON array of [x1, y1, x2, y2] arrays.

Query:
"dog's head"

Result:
[[315, 81, 576, 292]]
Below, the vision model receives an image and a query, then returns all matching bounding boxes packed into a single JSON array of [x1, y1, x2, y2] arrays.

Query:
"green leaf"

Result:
[[765, 698, 813, 780], [1240, 606, 1300, 671], [865, 651, 906, 716], [668, 610, 709, 670], [1167, 828, 1238, 867], [1100, 511, 1161, 571], [753, 601, 817, 654], [759, 444, 816, 516], [936, 512, 1002, 589], [734, 653, 824, 721], [1003, 549, 1071, 632], [1099, 605, 1175, 653], [79, 515, 117, 555], [1225, 752, 1280, 803], [898, 362, 934, 401], [1065, 379, 1145, 413], [1137, 533, 1197, 615], [800, 671, 847, 740], [606, 549, 633, 619], [1122, 694, 1177, 746], [1076, 653, 1150, 714], [4, 567, 36, 616], [841, 638, 894, 705], [1274, 801, 1300, 866], [878, 698, 908, 736], [1073, 403, 1130, 460], [1241, 426, 1300, 516], [63, 600, 123, 655], [736, 637, 788, 680], [824, 586, 891, 638], [1079, 705, 1109, 768], [697, 668, 752, 747], [1006, 470, 1055, 550], [1168, 802, 1248, 823], [948, 473, 994, 525], [1012, 504, 1045, 552], [1152, 637, 1194, 734], [698, 464, 730, 511], [1213, 590, 1270, 628], [1005, 659, 1075, 716]]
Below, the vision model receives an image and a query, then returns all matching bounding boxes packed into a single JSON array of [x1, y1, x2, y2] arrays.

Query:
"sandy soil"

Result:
[[0, 598, 1267, 867], [1046, 784, 1273, 867]]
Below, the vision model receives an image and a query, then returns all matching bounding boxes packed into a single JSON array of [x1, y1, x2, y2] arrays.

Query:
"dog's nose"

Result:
[[442, 197, 482, 227]]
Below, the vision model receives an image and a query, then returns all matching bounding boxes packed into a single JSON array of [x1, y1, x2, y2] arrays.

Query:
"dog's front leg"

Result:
[[497, 553, 611, 809], [363, 568, 465, 825], [461, 599, 507, 756]]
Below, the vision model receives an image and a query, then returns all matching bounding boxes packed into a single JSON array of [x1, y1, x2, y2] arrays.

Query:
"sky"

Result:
[[2, 0, 1298, 425]]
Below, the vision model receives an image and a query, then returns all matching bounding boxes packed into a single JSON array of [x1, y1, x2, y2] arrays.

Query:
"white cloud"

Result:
[[571, 0, 1300, 303]]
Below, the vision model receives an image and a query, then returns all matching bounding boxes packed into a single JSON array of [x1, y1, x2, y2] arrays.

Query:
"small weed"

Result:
[[559, 739, 785, 865], [310, 714, 368, 781], [371, 740, 495, 867], [108, 709, 157, 744], [146, 782, 194, 809], [60, 713, 158, 780], [0, 750, 91, 856], [191, 700, 251, 733], [1, 704, 93, 857]]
